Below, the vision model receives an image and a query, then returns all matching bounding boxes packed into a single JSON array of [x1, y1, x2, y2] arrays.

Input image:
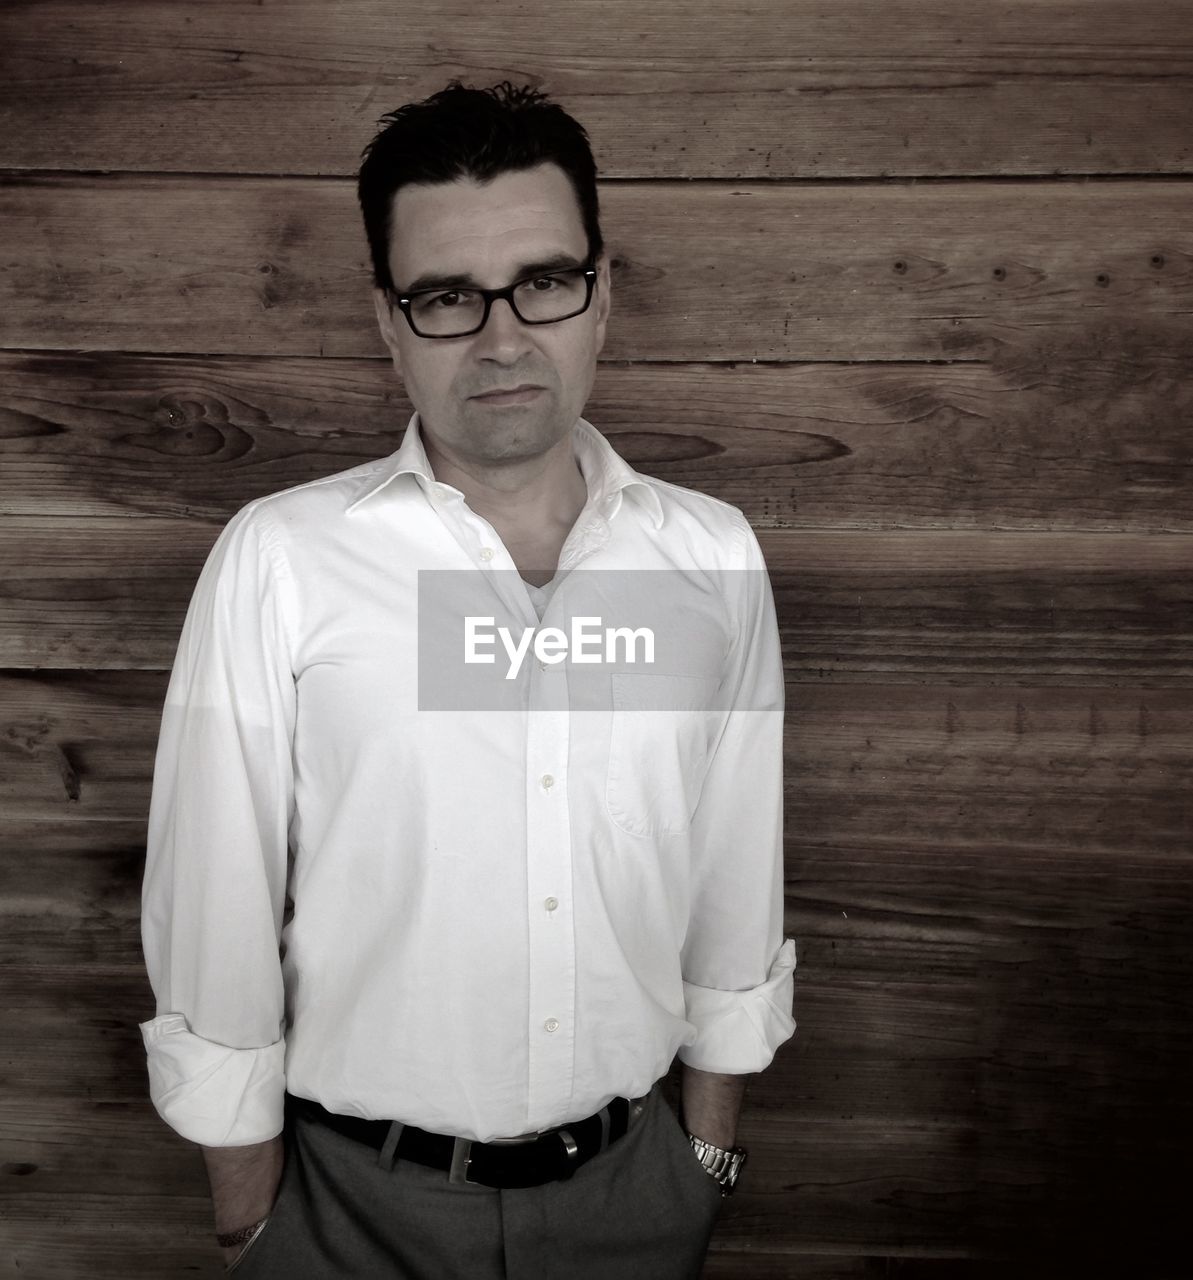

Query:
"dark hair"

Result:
[[358, 80, 604, 294]]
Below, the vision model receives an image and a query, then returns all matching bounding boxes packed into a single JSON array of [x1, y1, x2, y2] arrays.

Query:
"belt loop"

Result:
[[378, 1120, 405, 1171], [597, 1105, 611, 1153], [555, 1128, 579, 1180], [449, 1137, 473, 1184]]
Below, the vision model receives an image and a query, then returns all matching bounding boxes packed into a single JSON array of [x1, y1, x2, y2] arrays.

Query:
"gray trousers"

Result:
[[227, 1083, 723, 1279]]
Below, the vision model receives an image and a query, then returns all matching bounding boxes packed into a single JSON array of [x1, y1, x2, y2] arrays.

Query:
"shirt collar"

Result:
[[345, 412, 664, 530]]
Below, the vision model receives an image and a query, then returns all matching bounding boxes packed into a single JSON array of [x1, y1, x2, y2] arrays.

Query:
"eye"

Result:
[[528, 275, 563, 292], [412, 288, 482, 312]]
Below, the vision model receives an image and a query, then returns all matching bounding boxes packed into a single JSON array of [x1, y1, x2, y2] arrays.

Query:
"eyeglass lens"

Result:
[[408, 270, 591, 337]]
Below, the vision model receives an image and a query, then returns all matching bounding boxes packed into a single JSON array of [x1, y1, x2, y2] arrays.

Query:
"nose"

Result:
[[473, 294, 533, 362]]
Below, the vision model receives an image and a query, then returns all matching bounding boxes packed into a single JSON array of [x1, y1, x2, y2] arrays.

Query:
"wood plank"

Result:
[[716, 1115, 976, 1253], [20, 839, 1182, 1152], [4, 963, 977, 1246], [1, 0, 1191, 178], [791, 844, 1193, 1023], [0, 816, 982, 1118], [787, 684, 1193, 860], [3, 519, 1189, 677], [3, 861, 1187, 1265], [5, 675, 1190, 849], [0, 969, 156, 1100], [762, 530, 1193, 687], [705, 1259, 1167, 1280], [20, 837, 1186, 1155], [5, 675, 1188, 1146], [0, 517, 217, 669], [0, 965, 972, 1154], [4, 344, 1191, 530], [0, 842, 145, 968], [972, 854, 1193, 1269], [0, 1205, 986, 1280], [0, 1098, 209, 1199], [8, 835, 1187, 1130], [0, 961, 967, 1135], [8, 683, 1184, 1162], [703, 1260, 993, 1280], [0, 1197, 224, 1280], [0, 1033, 973, 1261], [2, 176, 1191, 361], [3, 937, 1185, 1261], [0, 670, 165, 819], [788, 845, 1193, 983]]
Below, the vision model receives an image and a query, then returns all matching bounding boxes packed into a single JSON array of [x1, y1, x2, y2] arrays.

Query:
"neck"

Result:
[[421, 429, 588, 535]]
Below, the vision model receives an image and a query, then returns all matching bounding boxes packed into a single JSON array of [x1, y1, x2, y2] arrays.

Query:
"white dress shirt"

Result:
[[140, 415, 796, 1147]]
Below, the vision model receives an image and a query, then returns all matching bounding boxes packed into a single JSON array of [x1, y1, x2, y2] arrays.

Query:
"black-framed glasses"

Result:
[[389, 263, 598, 339]]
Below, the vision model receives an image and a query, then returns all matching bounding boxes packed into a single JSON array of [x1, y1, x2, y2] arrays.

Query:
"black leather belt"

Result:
[[286, 1092, 633, 1189]]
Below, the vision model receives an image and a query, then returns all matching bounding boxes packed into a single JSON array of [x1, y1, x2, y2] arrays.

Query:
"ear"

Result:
[[593, 252, 612, 356], [373, 287, 403, 376]]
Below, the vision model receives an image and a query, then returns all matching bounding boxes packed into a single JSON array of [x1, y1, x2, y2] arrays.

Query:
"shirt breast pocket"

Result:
[[605, 673, 722, 837]]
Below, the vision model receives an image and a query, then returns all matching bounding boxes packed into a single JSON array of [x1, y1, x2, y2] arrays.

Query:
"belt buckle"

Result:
[[452, 1124, 546, 1187], [449, 1122, 584, 1187]]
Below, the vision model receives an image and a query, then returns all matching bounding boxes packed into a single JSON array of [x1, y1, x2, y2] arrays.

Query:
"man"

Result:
[[140, 81, 796, 1278]]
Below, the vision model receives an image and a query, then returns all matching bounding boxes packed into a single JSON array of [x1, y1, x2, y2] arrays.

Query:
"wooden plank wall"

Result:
[[2, 2, 1192, 1276]]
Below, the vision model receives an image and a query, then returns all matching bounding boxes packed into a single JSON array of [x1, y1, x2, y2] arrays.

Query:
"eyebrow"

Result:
[[399, 253, 588, 295]]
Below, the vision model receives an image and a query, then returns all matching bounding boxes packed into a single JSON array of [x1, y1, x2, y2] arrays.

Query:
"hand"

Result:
[[202, 1136, 283, 1269], [221, 1241, 247, 1270]]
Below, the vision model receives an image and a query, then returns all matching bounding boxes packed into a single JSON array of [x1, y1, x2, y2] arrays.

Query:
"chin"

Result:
[[463, 408, 571, 457]]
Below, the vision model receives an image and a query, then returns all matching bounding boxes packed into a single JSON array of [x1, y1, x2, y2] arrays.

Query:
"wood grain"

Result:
[[2, 962, 980, 1259], [703, 1260, 995, 1280], [0, 961, 969, 1142], [1, 0, 1191, 179], [4, 518, 1189, 678], [0, 1196, 224, 1280], [4, 873, 1186, 1264], [4, 819, 1187, 1268], [2, 176, 1191, 360], [3, 1, 1190, 1276], [4, 342, 1191, 530], [5, 673, 1190, 842]]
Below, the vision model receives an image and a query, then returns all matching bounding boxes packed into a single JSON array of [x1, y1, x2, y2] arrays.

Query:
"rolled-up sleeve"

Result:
[[139, 502, 297, 1146], [678, 515, 796, 1074]]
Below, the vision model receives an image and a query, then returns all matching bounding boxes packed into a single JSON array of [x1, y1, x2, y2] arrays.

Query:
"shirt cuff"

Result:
[[140, 1012, 286, 1146], [677, 938, 797, 1074]]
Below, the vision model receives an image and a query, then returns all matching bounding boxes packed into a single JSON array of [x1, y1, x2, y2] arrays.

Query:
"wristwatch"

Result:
[[686, 1132, 748, 1196]]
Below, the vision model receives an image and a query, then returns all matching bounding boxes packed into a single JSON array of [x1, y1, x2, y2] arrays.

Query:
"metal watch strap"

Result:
[[686, 1132, 748, 1195]]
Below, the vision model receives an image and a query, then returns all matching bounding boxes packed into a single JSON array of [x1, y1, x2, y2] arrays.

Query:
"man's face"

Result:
[[374, 162, 611, 466]]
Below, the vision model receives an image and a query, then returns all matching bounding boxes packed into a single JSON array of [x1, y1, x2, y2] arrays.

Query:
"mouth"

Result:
[[470, 384, 545, 405]]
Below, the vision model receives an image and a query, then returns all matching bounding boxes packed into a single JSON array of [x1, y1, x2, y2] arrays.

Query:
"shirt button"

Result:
[[544, 1018, 560, 1033], [479, 547, 494, 562], [540, 774, 554, 790], [544, 896, 559, 912]]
